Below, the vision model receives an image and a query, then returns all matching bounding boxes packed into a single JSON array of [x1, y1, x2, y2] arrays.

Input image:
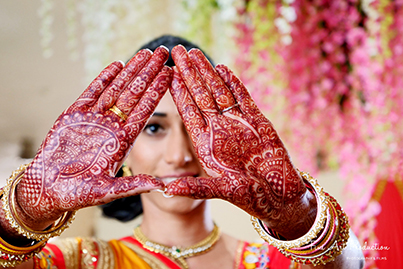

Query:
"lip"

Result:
[[158, 173, 198, 184]]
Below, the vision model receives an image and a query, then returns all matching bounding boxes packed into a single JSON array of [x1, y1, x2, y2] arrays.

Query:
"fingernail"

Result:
[[159, 45, 169, 52]]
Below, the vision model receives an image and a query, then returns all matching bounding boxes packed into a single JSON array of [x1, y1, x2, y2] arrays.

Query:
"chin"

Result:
[[142, 192, 205, 214]]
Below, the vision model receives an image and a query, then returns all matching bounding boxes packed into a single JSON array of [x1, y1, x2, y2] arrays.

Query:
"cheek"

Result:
[[127, 138, 160, 175]]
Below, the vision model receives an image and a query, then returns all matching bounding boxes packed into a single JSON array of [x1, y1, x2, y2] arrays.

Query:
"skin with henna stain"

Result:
[[166, 45, 317, 240], [4, 47, 173, 240]]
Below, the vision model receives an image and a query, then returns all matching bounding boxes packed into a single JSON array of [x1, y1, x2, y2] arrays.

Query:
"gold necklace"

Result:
[[133, 224, 220, 269]]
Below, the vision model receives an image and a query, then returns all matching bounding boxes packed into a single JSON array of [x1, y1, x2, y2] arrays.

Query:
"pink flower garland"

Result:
[[233, 1, 403, 265]]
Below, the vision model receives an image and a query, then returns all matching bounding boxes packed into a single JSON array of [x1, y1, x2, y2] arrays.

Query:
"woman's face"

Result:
[[126, 93, 206, 214]]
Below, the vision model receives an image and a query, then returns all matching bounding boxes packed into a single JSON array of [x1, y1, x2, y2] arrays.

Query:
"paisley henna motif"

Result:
[[168, 46, 310, 238], [13, 47, 172, 229]]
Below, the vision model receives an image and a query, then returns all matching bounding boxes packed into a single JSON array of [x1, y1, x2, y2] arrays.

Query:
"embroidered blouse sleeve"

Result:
[[33, 237, 115, 269]]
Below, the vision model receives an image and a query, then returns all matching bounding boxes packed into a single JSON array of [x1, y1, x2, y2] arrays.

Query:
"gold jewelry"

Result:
[[221, 103, 239, 113], [2, 164, 77, 241], [133, 224, 221, 269], [279, 193, 350, 266], [251, 170, 349, 266], [0, 186, 47, 267], [121, 163, 133, 177], [109, 105, 128, 121], [0, 234, 46, 267], [251, 170, 328, 249]]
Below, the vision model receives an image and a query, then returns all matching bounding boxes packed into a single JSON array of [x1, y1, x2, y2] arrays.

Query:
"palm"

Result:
[[167, 45, 306, 222], [17, 47, 172, 223]]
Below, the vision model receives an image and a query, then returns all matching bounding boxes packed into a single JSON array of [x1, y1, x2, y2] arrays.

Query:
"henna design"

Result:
[[188, 49, 236, 111], [13, 48, 172, 228], [171, 47, 217, 113], [168, 46, 307, 233], [96, 49, 153, 112], [73, 61, 124, 109], [115, 47, 169, 115]]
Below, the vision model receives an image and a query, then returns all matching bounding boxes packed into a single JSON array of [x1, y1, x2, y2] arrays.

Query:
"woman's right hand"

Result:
[[12, 46, 172, 231]]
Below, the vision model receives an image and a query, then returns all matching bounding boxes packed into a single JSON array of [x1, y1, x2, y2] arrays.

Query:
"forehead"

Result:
[[154, 93, 179, 115]]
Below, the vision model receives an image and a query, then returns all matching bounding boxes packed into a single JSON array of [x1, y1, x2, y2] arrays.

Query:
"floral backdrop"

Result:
[[38, 0, 403, 267]]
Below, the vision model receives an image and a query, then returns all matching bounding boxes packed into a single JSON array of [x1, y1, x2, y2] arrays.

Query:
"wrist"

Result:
[[15, 183, 57, 232], [0, 192, 46, 267], [251, 171, 350, 266], [264, 188, 317, 240], [2, 164, 76, 242]]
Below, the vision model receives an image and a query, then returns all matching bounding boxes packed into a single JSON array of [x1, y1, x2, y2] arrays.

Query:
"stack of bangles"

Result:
[[0, 164, 77, 267], [251, 170, 350, 266]]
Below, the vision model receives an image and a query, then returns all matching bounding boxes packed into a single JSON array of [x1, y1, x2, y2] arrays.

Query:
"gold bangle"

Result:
[[0, 235, 46, 267], [2, 164, 77, 241], [250, 169, 350, 266], [279, 194, 350, 265], [251, 170, 328, 249]]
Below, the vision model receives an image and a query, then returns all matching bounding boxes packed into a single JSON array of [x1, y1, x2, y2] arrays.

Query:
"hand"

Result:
[[16, 47, 172, 229], [167, 45, 311, 237]]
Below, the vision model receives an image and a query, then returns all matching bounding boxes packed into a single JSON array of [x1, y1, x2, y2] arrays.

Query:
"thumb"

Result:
[[165, 176, 226, 200], [93, 174, 165, 206]]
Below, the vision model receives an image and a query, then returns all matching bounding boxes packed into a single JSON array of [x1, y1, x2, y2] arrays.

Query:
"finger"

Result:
[[125, 66, 173, 140], [96, 49, 153, 111], [171, 45, 218, 113], [115, 46, 169, 116], [165, 176, 226, 200], [188, 49, 237, 113], [215, 64, 259, 116], [74, 61, 124, 108], [166, 176, 258, 212], [170, 66, 207, 135], [92, 174, 165, 206]]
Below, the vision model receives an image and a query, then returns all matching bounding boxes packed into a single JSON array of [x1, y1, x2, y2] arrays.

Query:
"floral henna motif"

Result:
[[14, 49, 172, 228], [115, 48, 170, 115], [96, 49, 153, 112], [168, 46, 307, 231], [188, 49, 236, 111]]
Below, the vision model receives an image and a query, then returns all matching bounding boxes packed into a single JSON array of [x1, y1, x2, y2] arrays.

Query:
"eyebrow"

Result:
[[152, 112, 167, 117]]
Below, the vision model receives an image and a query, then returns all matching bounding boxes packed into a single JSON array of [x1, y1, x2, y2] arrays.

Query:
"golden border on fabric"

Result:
[[80, 238, 98, 269], [52, 238, 80, 269], [51, 237, 115, 269], [121, 241, 175, 269], [96, 239, 115, 269]]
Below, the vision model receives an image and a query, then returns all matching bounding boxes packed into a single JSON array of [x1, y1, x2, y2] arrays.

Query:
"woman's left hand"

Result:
[[166, 45, 311, 236]]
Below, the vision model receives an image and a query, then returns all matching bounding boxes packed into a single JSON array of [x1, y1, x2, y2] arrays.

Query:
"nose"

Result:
[[164, 125, 194, 167]]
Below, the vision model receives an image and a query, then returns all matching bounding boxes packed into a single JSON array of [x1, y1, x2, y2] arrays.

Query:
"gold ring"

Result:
[[221, 103, 239, 113], [109, 105, 128, 121]]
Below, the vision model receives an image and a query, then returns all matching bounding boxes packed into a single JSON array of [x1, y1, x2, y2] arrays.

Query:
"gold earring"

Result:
[[122, 164, 133, 177]]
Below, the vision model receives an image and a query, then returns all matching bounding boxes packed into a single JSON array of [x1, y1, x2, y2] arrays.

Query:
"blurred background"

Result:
[[1, 0, 402, 268]]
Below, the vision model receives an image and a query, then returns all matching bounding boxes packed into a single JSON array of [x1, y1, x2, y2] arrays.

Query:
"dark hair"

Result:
[[100, 35, 213, 222]]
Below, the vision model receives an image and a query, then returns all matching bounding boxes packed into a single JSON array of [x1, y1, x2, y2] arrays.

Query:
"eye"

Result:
[[144, 123, 165, 136]]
